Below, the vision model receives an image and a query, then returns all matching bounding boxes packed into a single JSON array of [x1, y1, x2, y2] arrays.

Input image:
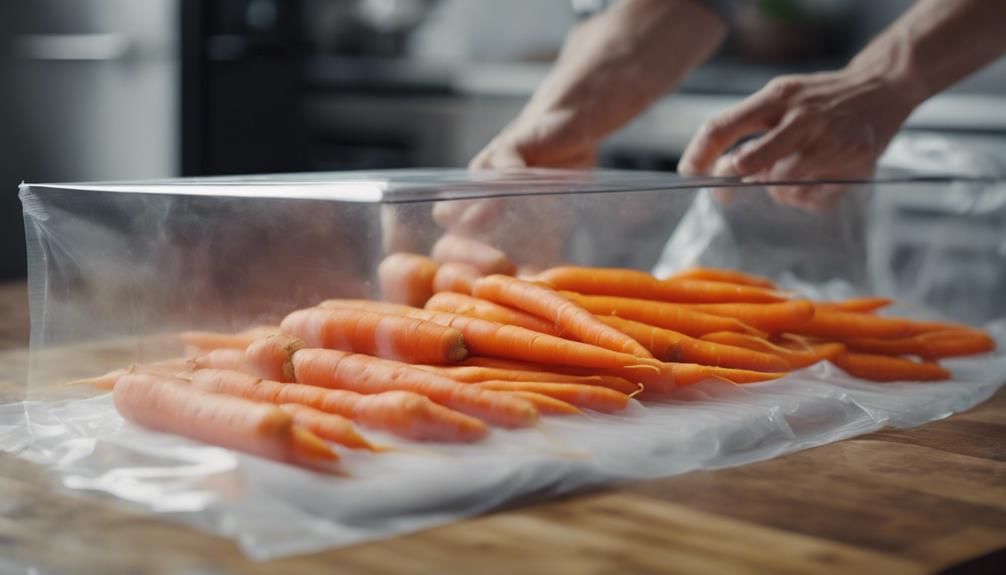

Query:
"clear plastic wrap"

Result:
[[6, 147, 1006, 559]]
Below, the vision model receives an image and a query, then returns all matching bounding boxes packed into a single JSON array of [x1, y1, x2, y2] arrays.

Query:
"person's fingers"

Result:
[[432, 198, 506, 234], [730, 109, 824, 176], [709, 154, 740, 205], [554, 147, 598, 169], [797, 185, 848, 213], [679, 78, 798, 176], [762, 152, 811, 207], [468, 138, 528, 171]]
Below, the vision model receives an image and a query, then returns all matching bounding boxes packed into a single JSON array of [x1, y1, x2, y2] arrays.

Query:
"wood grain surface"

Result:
[[1, 280, 1004, 575]]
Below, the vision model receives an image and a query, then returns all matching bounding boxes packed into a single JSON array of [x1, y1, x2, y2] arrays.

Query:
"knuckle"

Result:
[[766, 76, 803, 100], [699, 118, 729, 140]]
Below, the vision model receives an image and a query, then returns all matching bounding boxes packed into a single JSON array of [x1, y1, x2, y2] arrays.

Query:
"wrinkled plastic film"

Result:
[[5, 136, 1006, 559]]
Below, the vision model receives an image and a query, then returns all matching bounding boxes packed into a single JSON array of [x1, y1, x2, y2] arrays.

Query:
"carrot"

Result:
[[793, 310, 963, 340], [177, 331, 256, 351], [683, 301, 816, 334], [474, 381, 630, 413], [831, 352, 951, 382], [815, 298, 893, 314], [290, 348, 539, 428], [498, 391, 582, 415], [658, 364, 788, 387], [839, 336, 921, 357], [280, 307, 467, 365], [432, 261, 483, 295], [189, 368, 487, 443], [112, 373, 339, 470], [431, 234, 516, 275], [537, 266, 785, 303], [775, 342, 848, 369], [844, 329, 995, 360], [561, 292, 764, 337], [378, 252, 439, 307], [317, 300, 784, 392], [454, 356, 781, 389], [597, 315, 789, 372], [668, 267, 775, 289], [472, 274, 654, 358], [75, 358, 193, 390], [176, 325, 282, 352], [915, 330, 996, 359], [318, 299, 660, 372], [425, 292, 561, 335], [277, 403, 375, 451], [700, 331, 846, 370], [191, 348, 250, 372], [244, 334, 305, 382], [415, 364, 640, 394]]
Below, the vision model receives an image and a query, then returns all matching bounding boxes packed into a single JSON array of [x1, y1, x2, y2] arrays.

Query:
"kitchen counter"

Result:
[[1, 279, 1004, 574]]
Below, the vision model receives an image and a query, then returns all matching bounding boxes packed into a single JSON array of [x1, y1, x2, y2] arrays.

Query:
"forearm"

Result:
[[520, 0, 726, 143], [849, 0, 1006, 107]]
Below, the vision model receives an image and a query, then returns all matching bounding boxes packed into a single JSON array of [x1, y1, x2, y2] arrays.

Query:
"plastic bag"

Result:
[[5, 153, 1006, 559]]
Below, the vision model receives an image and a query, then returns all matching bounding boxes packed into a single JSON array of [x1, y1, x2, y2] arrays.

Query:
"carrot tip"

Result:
[[710, 374, 740, 386], [292, 426, 340, 463], [628, 383, 645, 399]]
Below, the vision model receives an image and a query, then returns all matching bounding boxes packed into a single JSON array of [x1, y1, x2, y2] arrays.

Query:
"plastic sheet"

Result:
[[6, 147, 1006, 559]]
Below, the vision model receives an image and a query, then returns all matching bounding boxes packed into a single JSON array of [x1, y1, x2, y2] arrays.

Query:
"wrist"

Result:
[[847, 29, 931, 111]]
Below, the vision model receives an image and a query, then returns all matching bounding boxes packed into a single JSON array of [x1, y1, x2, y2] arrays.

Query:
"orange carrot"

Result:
[[276, 403, 375, 450], [474, 380, 630, 413], [244, 334, 305, 382], [290, 348, 539, 428], [915, 330, 996, 359], [472, 274, 654, 358], [498, 391, 582, 415], [597, 315, 789, 372], [431, 234, 516, 275], [280, 307, 467, 365], [177, 331, 256, 351], [561, 292, 764, 337], [191, 348, 250, 372], [317, 300, 784, 392], [432, 261, 483, 295], [844, 329, 995, 360], [668, 267, 775, 289], [700, 331, 846, 369], [415, 364, 640, 395], [378, 252, 439, 307], [683, 301, 816, 334], [793, 310, 962, 340], [775, 342, 848, 369], [76, 358, 193, 390], [318, 299, 659, 372], [425, 292, 561, 335], [815, 298, 893, 313], [176, 325, 281, 352], [112, 373, 339, 470], [831, 352, 950, 382], [455, 357, 783, 390], [657, 364, 787, 387], [537, 266, 785, 303], [839, 336, 921, 357], [189, 368, 487, 443]]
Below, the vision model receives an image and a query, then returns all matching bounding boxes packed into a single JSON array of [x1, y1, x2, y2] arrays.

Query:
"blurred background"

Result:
[[2, 0, 1006, 281]]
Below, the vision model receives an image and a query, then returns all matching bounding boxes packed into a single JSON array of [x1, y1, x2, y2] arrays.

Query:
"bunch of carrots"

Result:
[[82, 234, 996, 473]]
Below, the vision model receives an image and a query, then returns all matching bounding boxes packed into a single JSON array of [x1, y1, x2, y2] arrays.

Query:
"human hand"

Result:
[[469, 108, 599, 171], [679, 67, 920, 212]]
